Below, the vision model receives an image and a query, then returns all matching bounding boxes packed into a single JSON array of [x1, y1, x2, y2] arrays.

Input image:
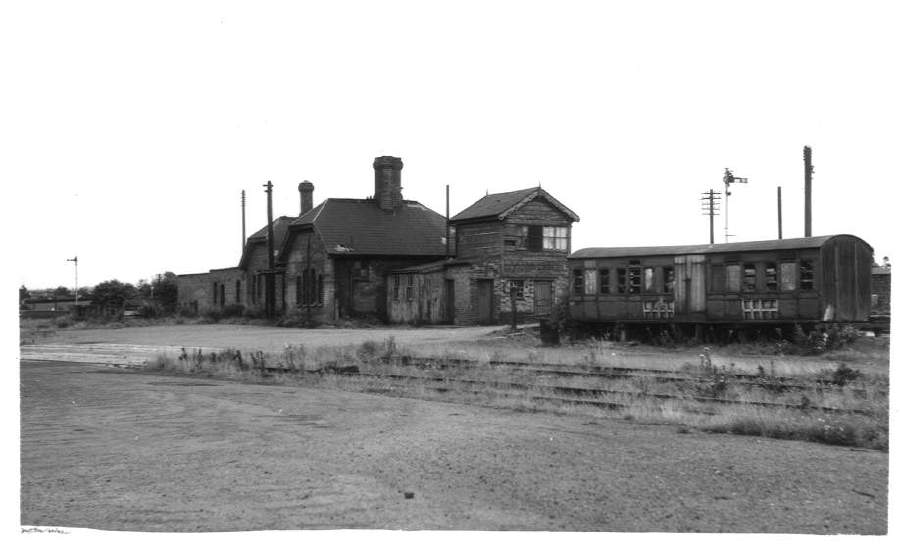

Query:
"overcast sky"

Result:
[[5, 0, 898, 289]]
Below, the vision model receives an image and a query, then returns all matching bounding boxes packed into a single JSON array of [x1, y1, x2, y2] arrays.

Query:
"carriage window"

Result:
[[616, 268, 627, 293], [726, 264, 741, 292], [800, 261, 814, 290], [627, 262, 641, 294], [742, 263, 757, 292], [643, 267, 655, 292], [584, 269, 597, 295], [573, 269, 584, 295], [780, 262, 796, 291], [765, 262, 778, 291], [599, 269, 610, 294], [663, 266, 675, 293]]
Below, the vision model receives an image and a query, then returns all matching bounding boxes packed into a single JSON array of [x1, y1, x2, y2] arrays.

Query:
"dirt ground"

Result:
[[21, 356, 887, 532]]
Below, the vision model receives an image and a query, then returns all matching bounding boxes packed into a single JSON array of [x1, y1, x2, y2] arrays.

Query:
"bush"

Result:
[[222, 304, 245, 317]]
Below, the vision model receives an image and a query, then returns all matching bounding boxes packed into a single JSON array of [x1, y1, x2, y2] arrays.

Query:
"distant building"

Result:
[[176, 156, 577, 325]]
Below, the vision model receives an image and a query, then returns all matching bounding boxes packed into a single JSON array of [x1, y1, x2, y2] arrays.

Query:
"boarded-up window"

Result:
[[599, 269, 610, 294], [616, 268, 627, 294], [743, 263, 757, 292], [663, 266, 675, 293], [765, 262, 778, 291], [780, 262, 796, 291], [573, 269, 584, 295], [800, 260, 814, 290], [711, 264, 725, 292], [235, 281, 241, 303], [527, 226, 543, 251], [392, 274, 401, 301], [584, 269, 597, 295], [643, 267, 655, 292], [726, 264, 741, 292]]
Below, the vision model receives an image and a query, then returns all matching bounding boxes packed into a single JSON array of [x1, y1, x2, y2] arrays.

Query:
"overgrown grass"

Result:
[[142, 335, 889, 450]]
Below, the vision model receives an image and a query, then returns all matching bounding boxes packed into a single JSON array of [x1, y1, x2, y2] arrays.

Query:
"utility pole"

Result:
[[241, 190, 246, 251], [804, 146, 813, 237], [66, 256, 79, 307], [700, 189, 721, 244], [264, 181, 275, 318], [445, 184, 451, 258], [777, 186, 783, 239], [722, 168, 748, 242]]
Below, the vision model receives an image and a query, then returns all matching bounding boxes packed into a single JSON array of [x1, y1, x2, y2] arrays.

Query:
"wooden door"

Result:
[[674, 255, 707, 317], [476, 279, 494, 324], [443, 279, 455, 324], [534, 280, 552, 316]]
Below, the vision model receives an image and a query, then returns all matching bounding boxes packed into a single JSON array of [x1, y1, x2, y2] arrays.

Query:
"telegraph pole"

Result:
[[722, 168, 748, 242], [241, 190, 246, 250], [777, 186, 783, 239], [700, 189, 721, 244], [804, 146, 813, 237], [66, 256, 79, 307], [264, 181, 275, 318]]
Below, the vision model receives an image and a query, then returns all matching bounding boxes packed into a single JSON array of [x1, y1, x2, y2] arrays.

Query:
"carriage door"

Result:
[[674, 255, 707, 318]]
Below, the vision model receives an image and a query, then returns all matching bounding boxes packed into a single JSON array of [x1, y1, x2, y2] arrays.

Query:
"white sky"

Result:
[[4, 0, 898, 289]]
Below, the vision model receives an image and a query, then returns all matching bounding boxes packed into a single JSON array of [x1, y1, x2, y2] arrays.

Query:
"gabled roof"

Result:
[[239, 216, 298, 268], [450, 187, 579, 224], [287, 198, 450, 257], [570, 235, 869, 259]]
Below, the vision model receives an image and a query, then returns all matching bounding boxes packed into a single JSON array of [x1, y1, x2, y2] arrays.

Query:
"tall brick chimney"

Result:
[[298, 180, 314, 215], [373, 156, 403, 211]]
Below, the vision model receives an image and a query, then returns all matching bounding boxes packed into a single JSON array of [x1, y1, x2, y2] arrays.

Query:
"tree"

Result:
[[151, 272, 179, 313], [53, 286, 72, 298], [19, 285, 30, 302], [90, 280, 138, 312]]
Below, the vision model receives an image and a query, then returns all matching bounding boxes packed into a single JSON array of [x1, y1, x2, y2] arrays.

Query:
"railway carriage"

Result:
[[567, 235, 872, 334]]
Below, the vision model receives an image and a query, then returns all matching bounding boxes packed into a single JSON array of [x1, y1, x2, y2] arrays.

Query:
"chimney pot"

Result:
[[373, 156, 403, 211], [299, 180, 314, 215]]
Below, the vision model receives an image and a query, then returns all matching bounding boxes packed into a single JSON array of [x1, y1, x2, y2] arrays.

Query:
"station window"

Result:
[[212, 282, 218, 305], [780, 262, 796, 291], [392, 274, 401, 301], [663, 266, 675, 293], [599, 269, 610, 294], [405, 274, 415, 301], [742, 263, 757, 292], [235, 280, 241, 303], [764, 262, 778, 291], [616, 268, 627, 294], [627, 261, 642, 294], [573, 269, 585, 295], [584, 269, 597, 295], [800, 261, 814, 290]]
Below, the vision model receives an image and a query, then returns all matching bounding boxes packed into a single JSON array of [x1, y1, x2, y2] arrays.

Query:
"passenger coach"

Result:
[[567, 235, 872, 330]]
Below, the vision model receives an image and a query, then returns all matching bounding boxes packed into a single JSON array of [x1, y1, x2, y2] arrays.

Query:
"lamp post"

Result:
[[66, 256, 79, 307]]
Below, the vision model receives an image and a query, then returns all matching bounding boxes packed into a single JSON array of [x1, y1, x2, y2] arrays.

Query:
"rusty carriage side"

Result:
[[567, 235, 872, 340]]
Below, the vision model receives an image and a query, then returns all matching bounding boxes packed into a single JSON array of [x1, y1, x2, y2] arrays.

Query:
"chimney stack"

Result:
[[298, 180, 314, 215], [804, 146, 813, 237], [373, 156, 403, 211]]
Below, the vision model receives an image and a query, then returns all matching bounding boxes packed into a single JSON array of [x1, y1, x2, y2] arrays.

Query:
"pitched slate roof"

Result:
[[450, 187, 579, 223], [290, 199, 449, 256], [570, 235, 867, 259], [239, 216, 298, 268]]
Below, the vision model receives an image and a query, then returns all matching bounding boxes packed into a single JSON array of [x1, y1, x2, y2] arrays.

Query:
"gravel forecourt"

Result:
[[20, 353, 887, 532]]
